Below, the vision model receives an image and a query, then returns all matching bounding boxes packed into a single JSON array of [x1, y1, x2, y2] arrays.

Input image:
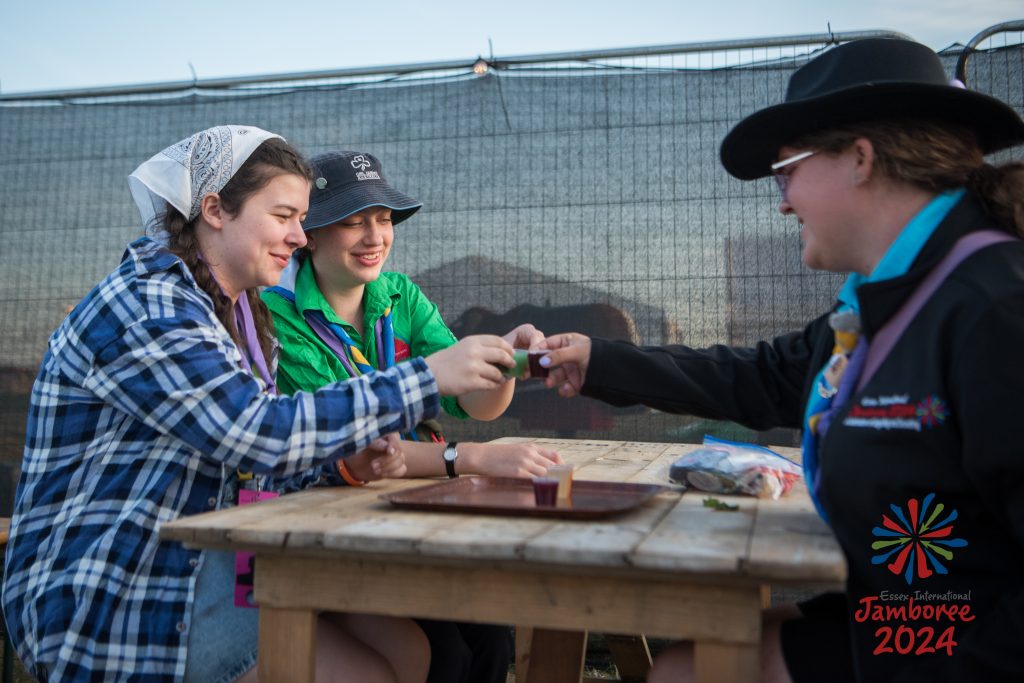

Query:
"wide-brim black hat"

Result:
[[303, 150, 422, 230], [720, 38, 1024, 180]]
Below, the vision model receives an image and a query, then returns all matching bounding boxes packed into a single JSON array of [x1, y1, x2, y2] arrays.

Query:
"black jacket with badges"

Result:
[[583, 195, 1024, 682]]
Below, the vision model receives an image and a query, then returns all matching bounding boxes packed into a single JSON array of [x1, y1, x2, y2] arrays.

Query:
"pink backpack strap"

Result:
[[856, 230, 1017, 393]]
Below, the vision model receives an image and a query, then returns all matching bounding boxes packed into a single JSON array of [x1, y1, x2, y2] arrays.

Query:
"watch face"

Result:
[[443, 444, 459, 478]]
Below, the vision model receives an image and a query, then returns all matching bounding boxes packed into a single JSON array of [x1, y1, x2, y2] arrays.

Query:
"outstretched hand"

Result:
[[425, 335, 514, 396], [539, 333, 592, 398]]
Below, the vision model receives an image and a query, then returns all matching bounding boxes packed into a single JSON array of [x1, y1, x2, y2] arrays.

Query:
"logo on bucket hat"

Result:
[[350, 155, 381, 180], [303, 151, 422, 231]]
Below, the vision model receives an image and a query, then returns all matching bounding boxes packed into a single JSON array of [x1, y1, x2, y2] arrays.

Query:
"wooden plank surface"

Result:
[[161, 439, 845, 584], [255, 554, 764, 643], [747, 481, 846, 585], [418, 512, 558, 561], [630, 491, 758, 573], [520, 493, 676, 567]]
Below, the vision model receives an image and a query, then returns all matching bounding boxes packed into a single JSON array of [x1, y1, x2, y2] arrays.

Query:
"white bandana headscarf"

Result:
[[128, 125, 283, 235]]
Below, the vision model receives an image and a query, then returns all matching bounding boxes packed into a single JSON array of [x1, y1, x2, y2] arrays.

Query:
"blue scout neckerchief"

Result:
[[320, 308, 395, 379], [802, 189, 965, 523], [266, 286, 439, 443], [266, 285, 394, 377]]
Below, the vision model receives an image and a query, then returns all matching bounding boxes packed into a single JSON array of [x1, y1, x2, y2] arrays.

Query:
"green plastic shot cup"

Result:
[[501, 349, 530, 379]]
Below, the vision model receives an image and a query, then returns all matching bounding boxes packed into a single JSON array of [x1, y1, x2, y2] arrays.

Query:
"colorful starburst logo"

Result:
[[916, 395, 949, 428], [870, 493, 967, 585]]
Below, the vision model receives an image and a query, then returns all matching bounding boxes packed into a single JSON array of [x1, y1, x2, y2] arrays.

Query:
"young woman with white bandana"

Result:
[[540, 38, 1024, 682], [2, 125, 519, 683]]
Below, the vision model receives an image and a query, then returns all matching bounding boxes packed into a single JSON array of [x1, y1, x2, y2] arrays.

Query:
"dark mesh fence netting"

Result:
[[1, 36, 1021, 508]]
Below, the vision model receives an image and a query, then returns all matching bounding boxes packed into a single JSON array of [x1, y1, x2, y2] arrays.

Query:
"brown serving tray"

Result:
[[381, 477, 664, 519]]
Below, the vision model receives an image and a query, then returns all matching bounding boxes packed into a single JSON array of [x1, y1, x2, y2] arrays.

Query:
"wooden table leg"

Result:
[[515, 626, 533, 683], [604, 634, 651, 682], [258, 606, 316, 683], [521, 628, 586, 683], [693, 641, 759, 683]]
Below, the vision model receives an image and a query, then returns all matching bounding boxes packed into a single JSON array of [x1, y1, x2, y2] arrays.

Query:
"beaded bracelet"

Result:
[[337, 460, 367, 487]]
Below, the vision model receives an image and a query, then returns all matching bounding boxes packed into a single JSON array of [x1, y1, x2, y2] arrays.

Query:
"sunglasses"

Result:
[[770, 150, 816, 199]]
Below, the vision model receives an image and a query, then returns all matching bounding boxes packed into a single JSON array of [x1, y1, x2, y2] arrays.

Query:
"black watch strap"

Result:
[[443, 441, 459, 478]]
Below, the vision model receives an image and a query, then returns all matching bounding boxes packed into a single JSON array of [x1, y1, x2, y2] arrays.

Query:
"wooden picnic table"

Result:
[[160, 437, 845, 683]]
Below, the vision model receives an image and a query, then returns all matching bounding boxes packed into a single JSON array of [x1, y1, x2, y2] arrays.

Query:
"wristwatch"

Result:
[[442, 441, 459, 478]]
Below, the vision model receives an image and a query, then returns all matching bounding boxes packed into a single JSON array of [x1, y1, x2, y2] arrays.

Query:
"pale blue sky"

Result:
[[1, 0, 1020, 94]]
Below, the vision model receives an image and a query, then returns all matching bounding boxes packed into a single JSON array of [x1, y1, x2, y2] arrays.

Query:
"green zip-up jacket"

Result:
[[263, 257, 467, 420]]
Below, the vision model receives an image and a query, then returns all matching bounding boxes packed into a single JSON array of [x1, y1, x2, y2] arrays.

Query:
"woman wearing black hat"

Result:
[[540, 38, 1024, 681]]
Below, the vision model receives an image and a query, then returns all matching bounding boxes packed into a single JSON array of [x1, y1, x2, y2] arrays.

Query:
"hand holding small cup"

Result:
[[538, 333, 592, 397]]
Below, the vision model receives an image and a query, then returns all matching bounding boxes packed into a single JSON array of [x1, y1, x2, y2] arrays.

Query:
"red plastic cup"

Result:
[[532, 476, 559, 506], [527, 352, 550, 378]]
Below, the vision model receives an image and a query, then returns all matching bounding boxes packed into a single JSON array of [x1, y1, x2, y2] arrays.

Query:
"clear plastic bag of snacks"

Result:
[[668, 435, 802, 499]]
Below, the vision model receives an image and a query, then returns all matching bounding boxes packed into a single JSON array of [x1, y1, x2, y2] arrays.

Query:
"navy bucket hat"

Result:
[[720, 38, 1024, 180], [302, 151, 422, 230]]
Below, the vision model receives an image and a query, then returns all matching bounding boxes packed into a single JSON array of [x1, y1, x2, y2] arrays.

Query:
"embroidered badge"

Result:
[[350, 154, 381, 181], [845, 393, 951, 432]]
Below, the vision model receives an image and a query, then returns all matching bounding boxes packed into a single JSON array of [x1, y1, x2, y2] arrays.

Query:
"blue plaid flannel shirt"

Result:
[[2, 237, 440, 682]]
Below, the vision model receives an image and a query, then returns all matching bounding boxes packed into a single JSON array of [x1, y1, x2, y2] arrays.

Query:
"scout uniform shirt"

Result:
[[264, 256, 467, 421]]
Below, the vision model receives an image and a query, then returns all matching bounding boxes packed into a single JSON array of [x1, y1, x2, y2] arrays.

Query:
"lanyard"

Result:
[[233, 290, 277, 395], [200, 269, 277, 491], [303, 306, 428, 442], [198, 255, 277, 395], [266, 285, 439, 443]]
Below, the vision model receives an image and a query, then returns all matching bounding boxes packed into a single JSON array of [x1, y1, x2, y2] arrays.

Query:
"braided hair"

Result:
[[161, 138, 312, 362]]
